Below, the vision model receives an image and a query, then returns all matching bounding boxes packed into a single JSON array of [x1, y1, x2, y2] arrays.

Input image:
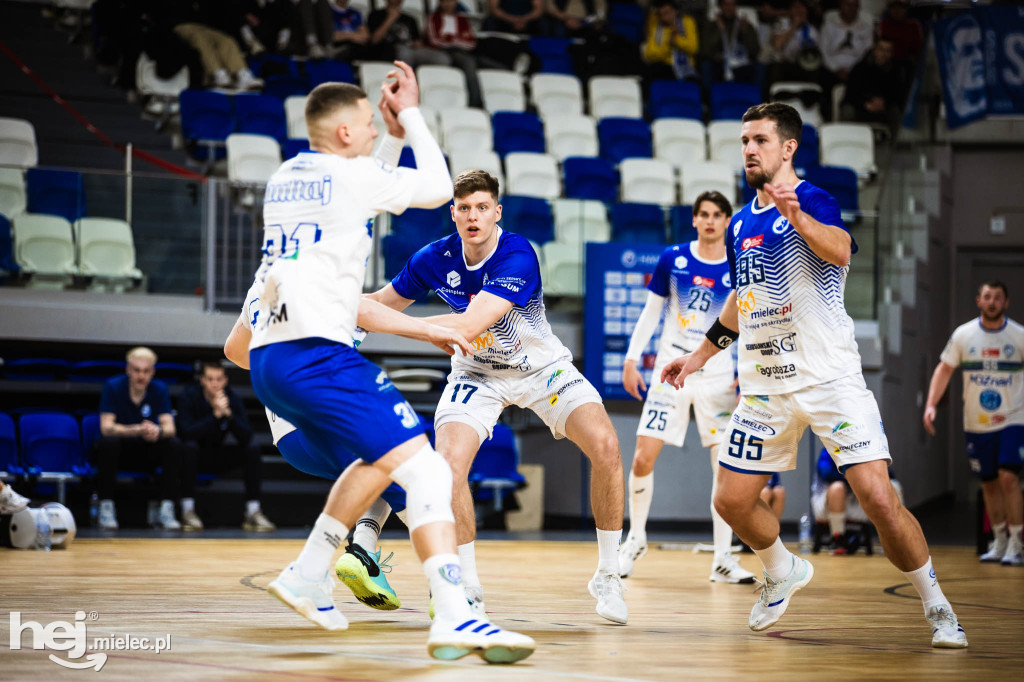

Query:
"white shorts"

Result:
[[637, 363, 736, 448], [434, 361, 603, 445], [719, 373, 892, 474]]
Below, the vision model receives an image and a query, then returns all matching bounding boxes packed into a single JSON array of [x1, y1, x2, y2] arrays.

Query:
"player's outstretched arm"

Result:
[[365, 284, 416, 312], [357, 298, 474, 356], [224, 313, 252, 370], [421, 291, 513, 344], [765, 182, 851, 267], [922, 361, 955, 436]]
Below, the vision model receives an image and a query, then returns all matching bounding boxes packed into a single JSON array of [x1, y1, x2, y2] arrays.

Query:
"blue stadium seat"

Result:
[[283, 138, 310, 160], [669, 205, 697, 243], [0, 214, 18, 277], [154, 362, 193, 386], [492, 112, 545, 156], [248, 54, 300, 79], [179, 89, 233, 159], [608, 3, 646, 45], [597, 118, 652, 164], [499, 195, 554, 244], [649, 80, 703, 120], [3, 358, 71, 381], [306, 59, 355, 86], [710, 82, 762, 120], [263, 74, 312, 100], [382, 233, 421, 280], [795, 123, 819, 170], [234, 94, 288, 143], [67, 360, 124, 383], [25, 169, 86, 222], [803, 165, 858, 212], [563, 157, 618, 202], [611, 202, 666, 244], [469, 423, 525, 509], [390, 204, 452, 242], [0, 412, 22, 476], [529, 37, 575, 74], [19, 412, 83, 474], [80, 414, 101, 461]]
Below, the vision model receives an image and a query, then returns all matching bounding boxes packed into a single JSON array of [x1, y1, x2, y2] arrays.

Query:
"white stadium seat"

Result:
[[0, 117, 38, 168], [478, 69, 526, 113], [76, 217, 144, 289], [417, 65, 468, 111], [679, 161, 737, 205], [0, 168, 27, 219], [13, 212, 76, 287], [769, 81, 824, 128], [543, 114, 598, 161], [284, 96, 308, 139], [820, 123, 876, 176], [652, 118, 707, 166], [358, 61, 396, 91], [504, 152, 560, 200], [588, 76, 643, 120], [707, 120, 744, 170], [226, 133, 282, 184], [440, 108, 493, 154], [552, 198, 610, 245], [449, 149, 504, 190], [530, 73, 583, 118], [620, 158, 676, 204], [541, 241, 583, 296]]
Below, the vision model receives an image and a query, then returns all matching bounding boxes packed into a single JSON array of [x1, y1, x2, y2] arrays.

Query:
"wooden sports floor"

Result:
[[1, 539, 1021, 680]]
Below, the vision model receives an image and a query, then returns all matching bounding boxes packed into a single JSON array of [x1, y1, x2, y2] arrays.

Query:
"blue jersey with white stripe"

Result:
[[727, 181, 861, 394], [392, 228, 571, 375]]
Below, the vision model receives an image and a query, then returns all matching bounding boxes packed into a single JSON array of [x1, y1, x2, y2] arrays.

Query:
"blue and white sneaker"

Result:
[[267, 563, 348, 631], [428, 617, 535, 664], [749, 556, 814, 631], [927, 604, 968, 648], [1001, 537, 1023, 566]]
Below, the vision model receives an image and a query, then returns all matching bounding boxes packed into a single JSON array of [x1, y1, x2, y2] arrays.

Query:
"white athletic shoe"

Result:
[[980, 535, 1008, 562], [618, 532, 647, 578], [428, 617, 535, 663], [748, 556, 814, 632], [428, 584, 487, 619], [710, 552, 757, 584], [0, 484, 29, 514], [98, 499, 118, 531], [1001, 537, 1023, 566], [156, 500, 181, 530], [267, 563, 348, 631], [588, 570, 628, 624], [927, 603, 968, 649]]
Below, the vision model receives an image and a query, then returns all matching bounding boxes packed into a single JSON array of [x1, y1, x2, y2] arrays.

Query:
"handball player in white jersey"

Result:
[[619, 191, 755, 585], [237, 63, 535, 662], [366, 169, 629, 624], [661, 102, 967, 648]]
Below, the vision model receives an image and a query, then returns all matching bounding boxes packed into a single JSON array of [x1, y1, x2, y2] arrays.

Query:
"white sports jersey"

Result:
[[391, 228, 571, 376], [727, 181, 862, 394], [248, 150, 421, 350], [939, 317, 1024, 433]]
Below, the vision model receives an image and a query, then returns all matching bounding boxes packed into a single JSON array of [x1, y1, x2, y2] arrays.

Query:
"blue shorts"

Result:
[[965, 425, 1024, 481], [277, 430, 407, 512], [250, 338, 426, 465]]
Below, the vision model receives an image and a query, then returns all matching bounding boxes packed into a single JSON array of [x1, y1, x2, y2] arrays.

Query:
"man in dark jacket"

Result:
[[177, 362, 276, 532], [841, 36, 908, 133]]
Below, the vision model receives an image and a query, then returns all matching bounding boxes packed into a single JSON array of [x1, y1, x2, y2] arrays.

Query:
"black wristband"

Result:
[[706, 319, 739, 349]]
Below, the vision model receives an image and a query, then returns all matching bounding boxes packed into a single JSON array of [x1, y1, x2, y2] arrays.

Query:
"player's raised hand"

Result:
[[764, 182, 802, 224], [381, 60, 419, 115], [425, 323, 474, 357], [377, 91, 405, 138], [622, 360, 647, 401], [922, 404, 937, 436]]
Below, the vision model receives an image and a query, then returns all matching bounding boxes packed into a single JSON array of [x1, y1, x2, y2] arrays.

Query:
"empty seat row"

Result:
[[0, 411, 97, 480], [0, 167, 86, 223]]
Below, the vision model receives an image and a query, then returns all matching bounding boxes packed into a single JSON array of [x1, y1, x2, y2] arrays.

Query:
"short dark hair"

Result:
[[453, 169, 500, 201], [305, 82, 368, 128], [199, 361, 225, 376], [980, 279, 1009, 298], [692, 191, 733, 217], [742, 102, 803, 146]]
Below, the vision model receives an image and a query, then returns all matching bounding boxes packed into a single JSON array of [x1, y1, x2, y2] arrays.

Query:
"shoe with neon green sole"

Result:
[[335, 543, 401, 610]]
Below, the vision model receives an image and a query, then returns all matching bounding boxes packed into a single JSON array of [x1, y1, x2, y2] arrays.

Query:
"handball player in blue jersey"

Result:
[[365, 169, 629, 625], [661, 102, 967, 648]]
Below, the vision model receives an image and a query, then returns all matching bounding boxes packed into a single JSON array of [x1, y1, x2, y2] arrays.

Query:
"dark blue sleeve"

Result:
[[647, 249, 672, 297], [151, 380, 173, 416], [481, 246, 538, 307], [99, 379, 117, 414], [803, 187, 858, 254], [391, 245, 434, 301]]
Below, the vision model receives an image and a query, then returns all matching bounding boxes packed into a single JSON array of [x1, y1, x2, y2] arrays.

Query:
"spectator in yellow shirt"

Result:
[[642, 0, 699, 82]]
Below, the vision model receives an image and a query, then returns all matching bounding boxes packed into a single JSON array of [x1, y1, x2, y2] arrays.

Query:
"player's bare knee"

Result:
[[860, 486, 901, 529], [632, 453, 656, 476], [713, 490, 742, 522], [587, 430, 622, 470], [998, 467, 1021, 490]]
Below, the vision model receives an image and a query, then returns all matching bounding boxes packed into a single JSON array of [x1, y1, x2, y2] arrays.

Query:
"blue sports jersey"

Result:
[[727, 180, 861, 394], [392, 227, 571, 374]]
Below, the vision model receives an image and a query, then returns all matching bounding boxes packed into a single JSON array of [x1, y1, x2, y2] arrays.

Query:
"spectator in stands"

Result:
[[820, 0, 873, 82], [367, 0, 449, 66], [177, 362, 276, 533], [546, 0, 606, 40], [95, 347, 192, 532], [642, 0, 700, 83], [173, 11, 264, 89], [879, 0, 922, 64], [841, 36, 907, 132], [700, 0, 761, 85], [425, 0, 487, 107], [759, 473, 786, 519], [483, 0, 546, 35], [236, 0, 294, 56], [286, 0, 339, 58], [768, 0, 824, 86], [328, 0, 370, 60]]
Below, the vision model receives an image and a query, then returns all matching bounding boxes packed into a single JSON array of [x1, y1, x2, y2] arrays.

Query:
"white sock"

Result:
[[596, 528, 621, 574], [754, 536, 794, 581], [246, 500, 260, 517], [1008, 524, 1023, 547], [424, 553, 474, 623], [992, 520, 1008, 539], [352, 498, 391, 553], [295, 513, 348, 582], [828, 512, 846, 536], [180, 498, 195, 514], [458, 542, 480, 588], [903, 557, 948, 612], [627, 470, 653, 539]]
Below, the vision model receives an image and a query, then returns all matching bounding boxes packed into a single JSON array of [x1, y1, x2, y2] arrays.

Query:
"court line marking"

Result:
[[883, 577, 1024, 613]]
